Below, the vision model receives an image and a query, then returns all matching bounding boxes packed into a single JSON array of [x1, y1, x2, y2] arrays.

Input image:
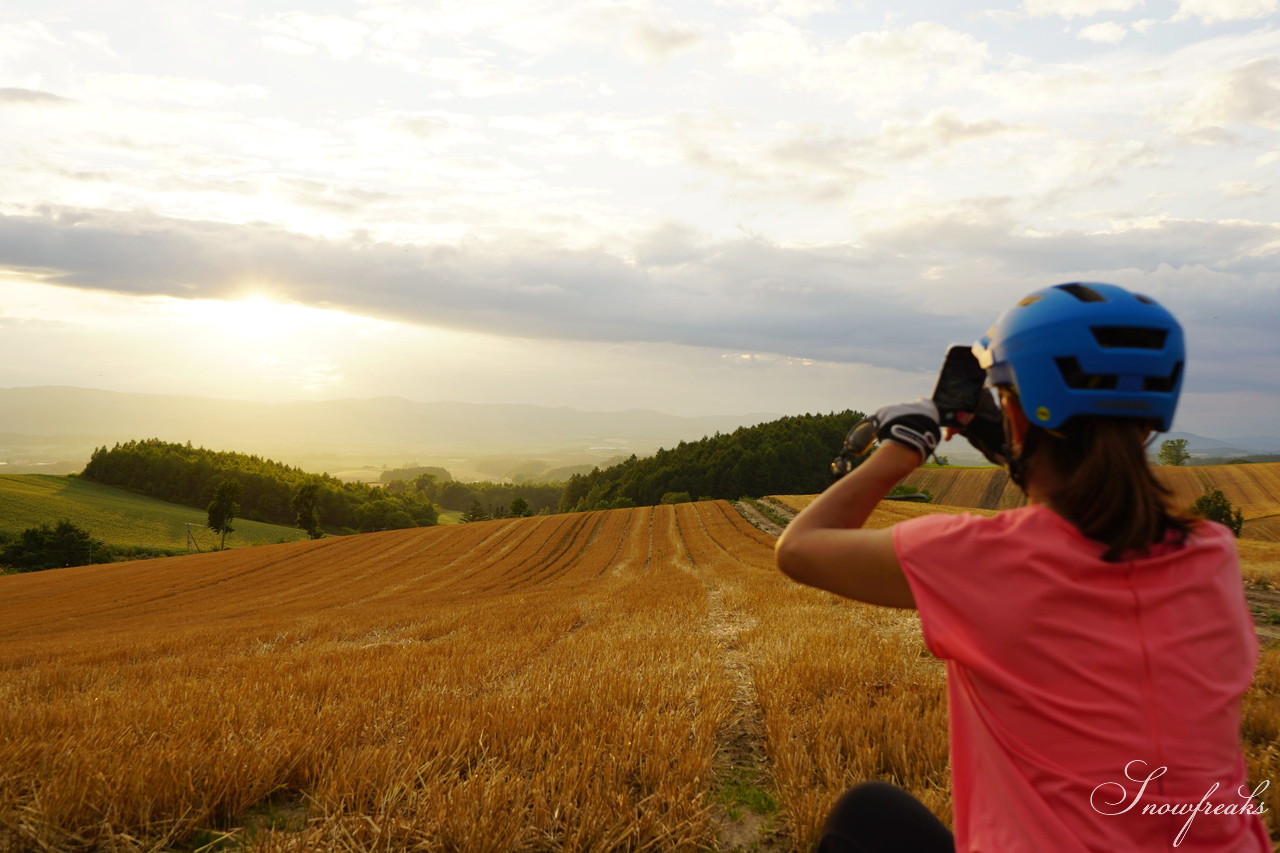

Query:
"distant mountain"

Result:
[[0, 386, 780, 467], [1223, 435, 1280, 454], [1161, 431, 1280, 458]]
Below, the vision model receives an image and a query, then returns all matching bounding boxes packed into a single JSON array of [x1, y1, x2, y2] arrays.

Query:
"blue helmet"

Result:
[[972, 282, 1185, 432]]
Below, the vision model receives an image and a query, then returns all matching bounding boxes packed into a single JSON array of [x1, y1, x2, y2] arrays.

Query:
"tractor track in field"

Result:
[[679, 505, 788, 852], [1246, 586, 1280, 644], [731, 497, 795, 538], [704, 580, 783, 852]]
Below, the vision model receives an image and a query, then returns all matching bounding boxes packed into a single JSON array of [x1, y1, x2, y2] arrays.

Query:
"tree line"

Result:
[[379, 471, 563, 518], [558, 411, 864, 512], [81, 439, 438, 535]]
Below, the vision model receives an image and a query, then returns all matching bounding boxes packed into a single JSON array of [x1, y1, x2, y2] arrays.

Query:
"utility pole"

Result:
[[186, 524, 203, 554]]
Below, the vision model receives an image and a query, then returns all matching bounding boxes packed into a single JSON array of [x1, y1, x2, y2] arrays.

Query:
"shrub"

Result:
[[0, 520, 94, 572], [1190, 488, 1244, 537], [887, 484, 933, 503]]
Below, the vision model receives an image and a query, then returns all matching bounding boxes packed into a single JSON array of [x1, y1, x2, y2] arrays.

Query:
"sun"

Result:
[[204, 293, 315, 342]]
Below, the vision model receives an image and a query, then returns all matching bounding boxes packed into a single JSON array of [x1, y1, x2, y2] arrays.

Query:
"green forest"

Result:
[[559, 411, 863, 512], [82, 439, 438, 534], [380, 471, 564, 519]]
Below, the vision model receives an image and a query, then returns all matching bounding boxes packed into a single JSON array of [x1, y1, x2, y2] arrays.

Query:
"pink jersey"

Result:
[[894, 505, 1271, 851]]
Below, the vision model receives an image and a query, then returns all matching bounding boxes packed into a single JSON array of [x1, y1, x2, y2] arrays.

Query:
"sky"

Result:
[[0, 0, 1277, 438]]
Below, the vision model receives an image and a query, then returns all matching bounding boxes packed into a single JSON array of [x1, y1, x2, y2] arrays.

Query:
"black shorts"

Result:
[[817, 781, 955, 853]]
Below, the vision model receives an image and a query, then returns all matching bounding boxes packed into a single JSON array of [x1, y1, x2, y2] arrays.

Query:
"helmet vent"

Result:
[[1055, 357, 1117, 390], [1091, 326, 1168, 349], [1144, 362, 1183, 393], [1056, 283, 1107, 302]]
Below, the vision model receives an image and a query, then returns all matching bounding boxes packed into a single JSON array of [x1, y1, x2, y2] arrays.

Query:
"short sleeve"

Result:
[[893, 511, 994, 663]]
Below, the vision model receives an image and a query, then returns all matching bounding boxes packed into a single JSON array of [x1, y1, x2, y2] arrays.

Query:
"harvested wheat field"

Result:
[[2, 500, 1278, 851]]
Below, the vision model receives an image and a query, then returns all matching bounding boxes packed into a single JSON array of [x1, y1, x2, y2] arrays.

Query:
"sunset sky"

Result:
[[1, 0, 1277, 438]]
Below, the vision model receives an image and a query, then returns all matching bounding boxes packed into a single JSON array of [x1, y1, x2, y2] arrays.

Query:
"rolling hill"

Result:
[[0, 473, 308, 553]]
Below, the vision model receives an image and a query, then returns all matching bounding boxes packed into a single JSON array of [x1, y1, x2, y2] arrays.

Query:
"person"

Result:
[[775, 282, 1271, 852]]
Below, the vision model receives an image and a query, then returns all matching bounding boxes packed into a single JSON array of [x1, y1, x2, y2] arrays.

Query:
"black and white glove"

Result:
[[873, 399, 941, 463]]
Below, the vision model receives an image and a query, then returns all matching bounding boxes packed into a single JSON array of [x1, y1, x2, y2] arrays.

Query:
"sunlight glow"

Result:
[[204, 294, 318, 342]]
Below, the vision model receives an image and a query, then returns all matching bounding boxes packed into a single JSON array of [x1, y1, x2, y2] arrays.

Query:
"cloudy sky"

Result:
[[1, 0, 1277, 438]]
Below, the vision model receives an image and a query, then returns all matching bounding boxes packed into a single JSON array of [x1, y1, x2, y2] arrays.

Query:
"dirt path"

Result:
[[731, 497, 797, 538], [685, 507, 787, 850], [704, 582, 785, 851], [1246, 586, 1280, 644], [758, 497, 798, 523], [731, 500, 785, 537]]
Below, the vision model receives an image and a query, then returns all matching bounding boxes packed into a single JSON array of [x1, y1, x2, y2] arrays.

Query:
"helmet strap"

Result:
[[998, 387, 1032, 492], [1003, 417, 1027, 490]]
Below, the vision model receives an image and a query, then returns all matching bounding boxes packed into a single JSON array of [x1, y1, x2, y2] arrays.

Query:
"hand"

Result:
[[956, 389, 1007, 467], [873, 399, 941, 463]]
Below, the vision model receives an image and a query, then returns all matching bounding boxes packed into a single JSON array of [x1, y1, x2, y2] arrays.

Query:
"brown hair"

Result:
[[1025, 416, 1192, 562]]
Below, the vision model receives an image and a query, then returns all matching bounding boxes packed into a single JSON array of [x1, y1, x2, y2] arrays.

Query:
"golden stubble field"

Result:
[[1, 499, 1277, 852]]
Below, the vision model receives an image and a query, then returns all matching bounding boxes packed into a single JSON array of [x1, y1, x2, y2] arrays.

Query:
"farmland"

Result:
[[1, 499, 1278, 851], [0, 474, 308, 552]]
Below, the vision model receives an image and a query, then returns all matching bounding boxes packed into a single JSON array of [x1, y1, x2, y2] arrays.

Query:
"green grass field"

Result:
[[0, 475, 308, 553]]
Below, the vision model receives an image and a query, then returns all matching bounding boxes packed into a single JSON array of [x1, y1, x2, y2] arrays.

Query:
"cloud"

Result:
[[257, 12, 370, 60], [352, 0, 704, 65], [632, 221, 710, 267], [670, 108, 1035, 207], [1170, 0, 1279, 23], [1158, 56, 1280, 135], [0, 87, 74, 105], [729, 20, 991, 112], [0, 19, 62, 60], [1078, 21, 1129, 43], [0, 207, 1275, 391], [713, 0, 836, 17], [570, 4, 704, 61], [1020, 0, 1145, 19], [875, 110, 1035, 159], [0, 207, 964, 371], [1219, 180, 1268, 197], [83, 73, 269, 107], [401, 55, 547, 97], [684, 121, 878, 203]]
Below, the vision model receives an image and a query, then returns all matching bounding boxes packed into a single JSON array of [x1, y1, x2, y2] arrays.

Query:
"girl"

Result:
[[775, 283, 1270, 852]]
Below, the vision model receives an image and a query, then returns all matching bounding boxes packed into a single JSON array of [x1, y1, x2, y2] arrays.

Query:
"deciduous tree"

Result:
[[207, 479, 243, 549], [1190, 488, 1244, 537], [1158, 438, 1190, 466], [292, 482, 324, 539]]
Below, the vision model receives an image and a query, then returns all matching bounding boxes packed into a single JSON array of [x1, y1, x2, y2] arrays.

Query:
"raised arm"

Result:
[[774, 401, 944, 609]]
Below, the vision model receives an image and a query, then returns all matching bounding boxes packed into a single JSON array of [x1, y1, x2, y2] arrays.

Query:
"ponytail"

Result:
[[1027, 418, 1191, 562]]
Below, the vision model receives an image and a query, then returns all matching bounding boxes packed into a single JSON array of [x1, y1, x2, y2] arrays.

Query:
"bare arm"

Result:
[[774, 441, 920, 608]]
